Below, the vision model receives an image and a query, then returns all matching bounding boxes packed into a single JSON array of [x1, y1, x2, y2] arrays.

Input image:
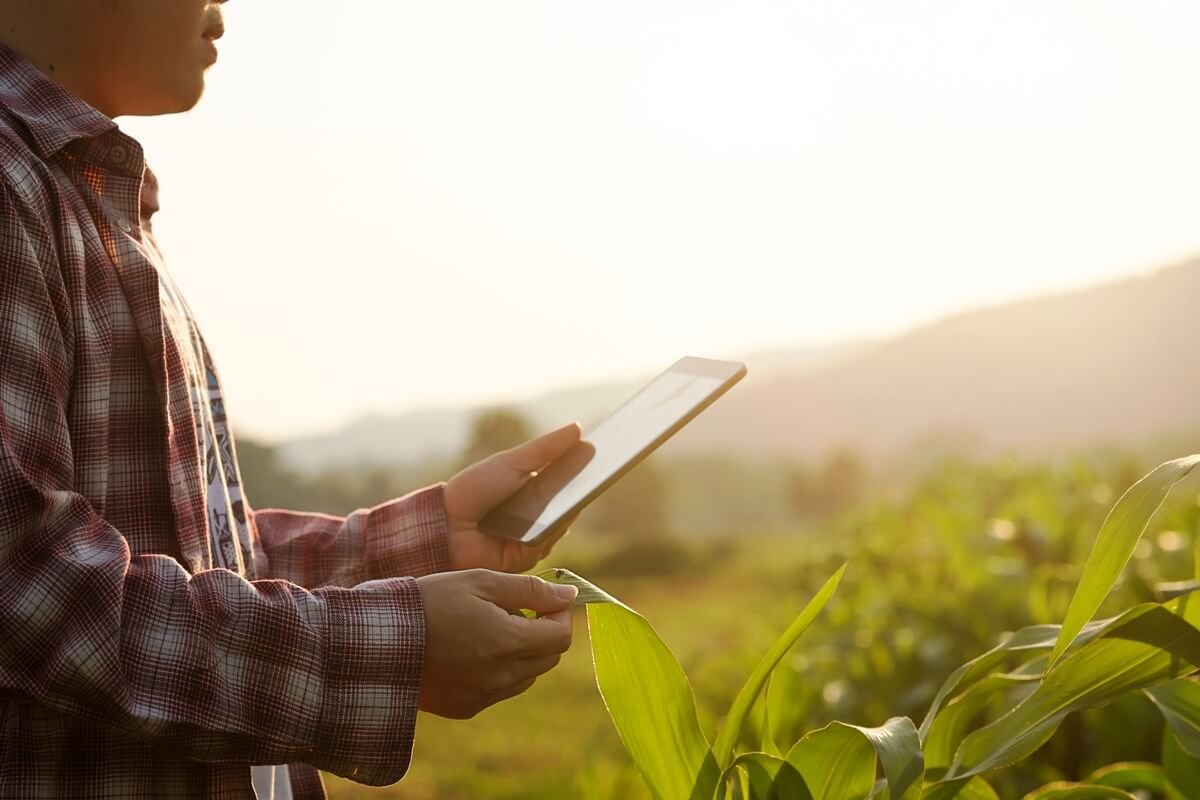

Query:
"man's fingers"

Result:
[[483, 572, 578, 613], [507, 608, 573, 657], [513, 653, 562, 682], [490, 676, 538, 705], [493, 422, 582, 474], [444, 423, 582, 522]]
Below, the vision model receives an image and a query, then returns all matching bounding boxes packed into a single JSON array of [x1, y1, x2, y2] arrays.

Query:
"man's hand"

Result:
[[444, 422, 582, 573], [417, 569, 577, 719]]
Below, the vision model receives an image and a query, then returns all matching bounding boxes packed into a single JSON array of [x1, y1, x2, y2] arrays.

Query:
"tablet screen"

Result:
[[482, 359, 743, 543]]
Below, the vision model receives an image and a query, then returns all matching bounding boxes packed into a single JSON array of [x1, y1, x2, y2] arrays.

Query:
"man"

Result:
[[0, 1, 581, 797]]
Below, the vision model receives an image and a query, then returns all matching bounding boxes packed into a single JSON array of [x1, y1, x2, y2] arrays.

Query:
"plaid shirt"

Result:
[[0, 41, 450, 798]]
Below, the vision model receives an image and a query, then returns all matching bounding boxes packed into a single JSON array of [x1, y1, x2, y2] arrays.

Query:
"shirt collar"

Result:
[[0, 38, 119, 160]]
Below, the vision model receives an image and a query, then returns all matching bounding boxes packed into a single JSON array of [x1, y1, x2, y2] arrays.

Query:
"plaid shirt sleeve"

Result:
[[0, 180, 427, 786], [251, 484, 452, 589]]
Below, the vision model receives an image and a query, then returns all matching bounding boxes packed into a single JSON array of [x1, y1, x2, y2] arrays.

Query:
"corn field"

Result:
[[541, 456, 1200, 800]]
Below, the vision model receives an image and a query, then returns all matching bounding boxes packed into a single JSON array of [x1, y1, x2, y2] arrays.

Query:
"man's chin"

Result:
[[122, 79, 207, 117]]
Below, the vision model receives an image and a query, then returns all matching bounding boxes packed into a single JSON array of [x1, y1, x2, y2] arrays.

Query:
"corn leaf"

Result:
[[944, 602, 1200, 780], [534, 567, 634, 611], [919, 775, 1000, 800], [920, 605, 1160, 744], [725, 753, 779, 800], [760, 677, 783, 758], [537, 568, 719, 800], [846, 717, 924, 800], [722, 753, 812, 800], [1084, 762, 1165, 794], [924, 667, 1040, 768], [1144, 677, 1200, 757], [784, 722, 876, 800], [1047, 455, 1200, 671], [1163, 728, 1200, 800], [1019, 783, 1138, 799], [712, 564, 847, 768], [1157, 580, 1200, 601], [778, 717, 922, 800]]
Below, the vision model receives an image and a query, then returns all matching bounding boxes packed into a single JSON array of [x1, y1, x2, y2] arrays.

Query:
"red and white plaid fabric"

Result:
[[0, 40, 450, 798]]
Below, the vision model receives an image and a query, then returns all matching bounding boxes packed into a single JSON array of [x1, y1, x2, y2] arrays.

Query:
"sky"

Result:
[[120, 1, 1200, 442]]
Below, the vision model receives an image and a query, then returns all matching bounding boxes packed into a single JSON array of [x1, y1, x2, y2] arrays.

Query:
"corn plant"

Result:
[[539, 455, 1200, 799]]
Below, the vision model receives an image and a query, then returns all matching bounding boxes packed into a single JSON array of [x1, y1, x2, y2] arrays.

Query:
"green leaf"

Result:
[[945, 601, 1200, 780], [924, 667, 1040, 768], [538, 568, 719, 800], [920, 606, 1159, 744], [785, 722, 876, 800], [919, 775, 1000, 800], [722, 753, 812, 800], [760, 677, 783, 758], [712, 564, 847, 768], [725, 753, 778, 800], [1084, 762, 1165, 794], [845, 718, 924, 800], [1157, 580, 1200, 601], [920, 624, 1058, 743], [1047, 455, 1200, 671], [1019, 782, 1138, 799], [1163, 728, 1200, 800], [1145, 677, 1200, 757], [534, 567, 634, 610], [780, 718, 923, 800], [767, 763, 812, 800]]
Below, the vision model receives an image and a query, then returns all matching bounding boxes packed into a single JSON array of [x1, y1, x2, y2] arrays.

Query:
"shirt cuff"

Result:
[[363, 483, 451, 580], [310, 577, 425, 785]]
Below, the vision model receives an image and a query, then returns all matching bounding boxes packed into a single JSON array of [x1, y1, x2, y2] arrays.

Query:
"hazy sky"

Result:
[[120, 1, 1200, 441]]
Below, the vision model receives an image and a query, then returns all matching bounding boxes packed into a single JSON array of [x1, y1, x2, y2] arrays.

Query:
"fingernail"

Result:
[[554, 584, 578, 601]]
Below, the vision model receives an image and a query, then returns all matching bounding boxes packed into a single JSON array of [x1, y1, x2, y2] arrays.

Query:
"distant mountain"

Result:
[[278, 257, 1200, 473], [277, 341, 872, 474], [672, 257, 1200, 461]]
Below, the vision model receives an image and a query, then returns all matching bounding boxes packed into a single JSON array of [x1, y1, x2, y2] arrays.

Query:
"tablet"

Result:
[[479, 356, 747, 545]]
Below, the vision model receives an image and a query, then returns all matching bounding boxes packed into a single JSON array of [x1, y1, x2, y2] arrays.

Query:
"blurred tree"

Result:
[[236, 438, 304, 510], [456, 407, 534, 471], [787, 462, 818, 517], [816, 449, 867, 517], [668, 453, 794, 536], [238, 437, 440, 516], [584, 458, 671, 539], [789, 449, 868, 519]]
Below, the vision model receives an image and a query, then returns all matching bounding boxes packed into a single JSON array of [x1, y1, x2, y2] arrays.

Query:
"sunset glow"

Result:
[[120, 0, 1200, 440]]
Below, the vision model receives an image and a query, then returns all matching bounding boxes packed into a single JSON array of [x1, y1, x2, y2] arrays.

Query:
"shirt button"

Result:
[[110, 146, 127, 165], [117, 218, 133, 233]]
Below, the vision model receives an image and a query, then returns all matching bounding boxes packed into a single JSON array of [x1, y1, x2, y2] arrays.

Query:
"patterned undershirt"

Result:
[[155, 270, 292, 800]]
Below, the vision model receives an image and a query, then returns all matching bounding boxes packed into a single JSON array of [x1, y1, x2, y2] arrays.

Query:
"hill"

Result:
[[278, 258, 1200, 472], [277, 341, 870, 473], [674, 257, 1200, 461]]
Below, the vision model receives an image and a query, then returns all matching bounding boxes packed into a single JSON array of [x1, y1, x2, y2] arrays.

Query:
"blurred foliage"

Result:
[[236, 436, 1200, 798], [736, 455, 1200, 797], [236, 437, 447, 516], [665, 454, 796, 536], [788, 448, 870, 519], [455, 408, 534, 472], [583, 458, 672, 540], [237, 407, 535, 516]]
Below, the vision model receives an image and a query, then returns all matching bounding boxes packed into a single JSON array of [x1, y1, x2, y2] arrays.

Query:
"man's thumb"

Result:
[[495, 422, 582, 474], [484, 572, 578, 612]]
